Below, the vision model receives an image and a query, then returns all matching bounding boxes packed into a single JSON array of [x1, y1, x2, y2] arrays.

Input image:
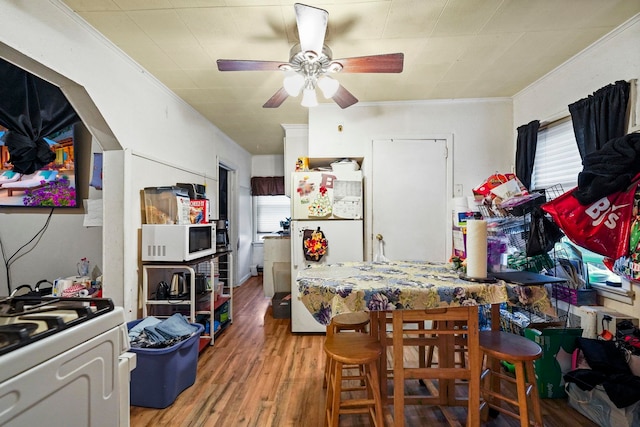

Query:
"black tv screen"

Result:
[[0, 124, 79, 208]]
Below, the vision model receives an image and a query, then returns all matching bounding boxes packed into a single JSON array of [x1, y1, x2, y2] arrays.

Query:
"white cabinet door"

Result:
[[371, 138, 450, 262]]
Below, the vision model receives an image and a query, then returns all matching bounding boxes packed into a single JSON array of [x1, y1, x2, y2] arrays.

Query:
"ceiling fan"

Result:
[[216, 3, 404, 109]]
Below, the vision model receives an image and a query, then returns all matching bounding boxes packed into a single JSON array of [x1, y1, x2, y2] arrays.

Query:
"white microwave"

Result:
[[141, 223, 216, 262]]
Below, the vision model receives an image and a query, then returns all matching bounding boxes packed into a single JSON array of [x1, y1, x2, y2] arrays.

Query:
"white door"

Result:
[[371, 139, 450, 262]]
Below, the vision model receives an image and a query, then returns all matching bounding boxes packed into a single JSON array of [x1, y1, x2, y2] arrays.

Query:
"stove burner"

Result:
[[0, 323, 39, 349], [0, 297, 114, 356]]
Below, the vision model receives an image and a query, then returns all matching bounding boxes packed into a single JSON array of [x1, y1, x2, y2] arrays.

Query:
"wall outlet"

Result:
[[454, 184, 463, 197]]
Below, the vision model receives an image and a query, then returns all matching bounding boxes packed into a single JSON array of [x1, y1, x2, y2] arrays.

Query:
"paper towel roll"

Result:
[[466, 219, 488, 279]]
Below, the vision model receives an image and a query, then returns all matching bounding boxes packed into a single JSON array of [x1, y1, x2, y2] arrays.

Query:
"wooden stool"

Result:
[[323, 312, 371, 388], [329, 312, 370, 335], [479, 330, 544, 427], [324, 332, 384, 427]]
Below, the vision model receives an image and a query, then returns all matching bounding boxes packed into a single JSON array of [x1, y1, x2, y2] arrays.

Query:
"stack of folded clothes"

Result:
[[128, 313, 200, 348]]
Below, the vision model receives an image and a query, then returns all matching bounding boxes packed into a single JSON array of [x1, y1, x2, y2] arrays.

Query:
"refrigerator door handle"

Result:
[[291, 226, 310, 269], [293, 226, 306, 270]]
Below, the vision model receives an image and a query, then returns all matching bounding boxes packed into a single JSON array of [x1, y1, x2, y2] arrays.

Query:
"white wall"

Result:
[[309, 98, 514, 198], [513, 14, 640, 127], [0, 1, 252, 320], [252, 155, 284, 177]]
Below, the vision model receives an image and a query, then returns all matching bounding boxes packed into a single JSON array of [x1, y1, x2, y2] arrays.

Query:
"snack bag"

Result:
[[473, 173, 528, 202]]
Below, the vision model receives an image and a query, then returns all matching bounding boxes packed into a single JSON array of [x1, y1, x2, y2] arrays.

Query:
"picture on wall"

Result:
[[0, 123, 79, 208]]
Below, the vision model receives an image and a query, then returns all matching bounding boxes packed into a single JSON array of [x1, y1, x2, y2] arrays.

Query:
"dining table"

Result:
[[296, 260, 556, 325], [296, 260, 557, 426]]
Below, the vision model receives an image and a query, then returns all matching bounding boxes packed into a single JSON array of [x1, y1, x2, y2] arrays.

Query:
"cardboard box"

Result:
[[452, 226, 467, 259], [454, 210, 482, 227], [189, 199, 209, 224], [524, 326, 583, 398], [272, 292, 291, 319]]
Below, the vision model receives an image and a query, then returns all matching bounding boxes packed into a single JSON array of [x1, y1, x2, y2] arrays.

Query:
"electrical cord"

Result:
[[1, 207, 54, 295]]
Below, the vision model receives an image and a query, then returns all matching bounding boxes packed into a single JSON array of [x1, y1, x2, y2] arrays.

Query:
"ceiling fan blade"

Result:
[[295, 3, 328, 54], [333, 53, 404, 73], [217, 59, 285, 72], [263, 87, 289, 108], [332, 85, 358, 109]]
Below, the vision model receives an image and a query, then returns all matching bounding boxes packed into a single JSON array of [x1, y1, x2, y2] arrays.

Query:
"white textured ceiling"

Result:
[[60, 0, 640, 155]]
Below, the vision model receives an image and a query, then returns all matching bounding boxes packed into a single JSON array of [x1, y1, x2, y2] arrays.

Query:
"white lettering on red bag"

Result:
[[586, 197, 630, 229]]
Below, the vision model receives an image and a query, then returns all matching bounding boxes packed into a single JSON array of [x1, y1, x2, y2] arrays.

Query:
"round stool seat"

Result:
[[324, 332, 382, 365], [480, 330, 542, 361], [331, 312, 370, 330]]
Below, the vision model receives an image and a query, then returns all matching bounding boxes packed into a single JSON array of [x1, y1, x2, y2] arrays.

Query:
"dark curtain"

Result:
[[251, 176, 284, 196], [568, 80, 630, 159], [0, 59, 80, 174], [515, 120, 540, 190]]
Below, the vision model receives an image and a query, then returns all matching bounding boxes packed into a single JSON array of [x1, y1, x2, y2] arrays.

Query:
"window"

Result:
[[530, 119, 582, 192], [532, 119, 633, 298], [254, 195, 290, 240]]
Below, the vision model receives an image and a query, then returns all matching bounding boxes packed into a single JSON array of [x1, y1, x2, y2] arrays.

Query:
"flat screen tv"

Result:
[[0, 123, 80, 208]]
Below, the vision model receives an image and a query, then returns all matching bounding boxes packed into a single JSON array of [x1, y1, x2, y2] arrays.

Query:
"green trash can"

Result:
[[523, 326, 583, 398]]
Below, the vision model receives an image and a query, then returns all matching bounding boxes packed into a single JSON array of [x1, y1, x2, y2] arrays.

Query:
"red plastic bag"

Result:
[[542, 182, 639, 260]]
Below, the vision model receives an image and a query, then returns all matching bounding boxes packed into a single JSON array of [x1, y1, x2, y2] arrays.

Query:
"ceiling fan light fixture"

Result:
[[317, 75, 339, 98], [283, 72, 305, 97], [216, 4, 404, 110], [301, 87, 318, 107]]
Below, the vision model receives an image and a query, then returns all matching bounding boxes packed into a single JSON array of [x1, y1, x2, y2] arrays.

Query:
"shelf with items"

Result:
[[479, 184, 564, 273], [141, 253, 232, 347], [212, 250, 234, 324], [475, 184, 575, 325]]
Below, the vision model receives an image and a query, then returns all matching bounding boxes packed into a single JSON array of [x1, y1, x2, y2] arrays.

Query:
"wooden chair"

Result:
[[387, 306, 481, 427], [479, 330, 543, 427], [323, 312, 371, 388], [324, 332, 384, 427], [373, 313, 434, 404]]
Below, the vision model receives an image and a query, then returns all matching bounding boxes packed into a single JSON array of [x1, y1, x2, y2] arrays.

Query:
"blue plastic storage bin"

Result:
[[127, 319, 204, 408]]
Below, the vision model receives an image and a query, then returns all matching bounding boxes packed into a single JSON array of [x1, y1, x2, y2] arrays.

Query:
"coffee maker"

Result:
[[216, 219, 229, 251]]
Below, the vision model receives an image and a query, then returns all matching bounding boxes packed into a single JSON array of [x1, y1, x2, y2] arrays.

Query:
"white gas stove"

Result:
[[0, 296, 136, 427]]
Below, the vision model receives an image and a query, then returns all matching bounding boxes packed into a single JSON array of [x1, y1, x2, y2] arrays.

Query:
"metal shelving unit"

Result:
[[141, 252, 233, 347]]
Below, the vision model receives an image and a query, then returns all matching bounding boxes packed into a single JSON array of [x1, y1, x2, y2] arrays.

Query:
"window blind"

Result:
[[530, 119, 582, 193], [255, 195, 290, 233]]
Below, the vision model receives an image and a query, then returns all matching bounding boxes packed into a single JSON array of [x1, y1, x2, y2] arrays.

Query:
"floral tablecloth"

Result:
[[296, 260, 556, 326]]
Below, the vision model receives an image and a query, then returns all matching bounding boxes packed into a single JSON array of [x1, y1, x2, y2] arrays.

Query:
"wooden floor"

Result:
[[130, 275, 598, 427]]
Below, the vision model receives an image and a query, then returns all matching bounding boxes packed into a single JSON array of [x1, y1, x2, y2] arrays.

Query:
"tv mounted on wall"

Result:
[[0, 123, 80, 208]]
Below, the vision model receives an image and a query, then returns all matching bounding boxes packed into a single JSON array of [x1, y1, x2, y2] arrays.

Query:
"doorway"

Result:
[[371, 138, 452, 262]]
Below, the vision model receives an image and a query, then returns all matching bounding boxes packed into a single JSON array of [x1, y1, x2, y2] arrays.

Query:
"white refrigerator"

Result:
[[290, 170, 364, 333]]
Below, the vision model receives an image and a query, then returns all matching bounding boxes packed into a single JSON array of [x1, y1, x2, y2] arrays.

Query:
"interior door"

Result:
[[371, 139, 449, 262]]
